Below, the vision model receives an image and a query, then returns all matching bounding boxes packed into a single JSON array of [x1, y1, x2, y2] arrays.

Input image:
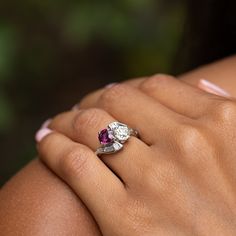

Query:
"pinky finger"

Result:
[[36, 128, 125, 223]]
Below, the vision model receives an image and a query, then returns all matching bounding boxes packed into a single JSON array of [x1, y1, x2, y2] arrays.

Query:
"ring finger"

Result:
[[49, 108, 151, 186]]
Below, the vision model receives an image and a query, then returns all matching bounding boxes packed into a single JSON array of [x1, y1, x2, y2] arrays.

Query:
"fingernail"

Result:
[[105, 83, 118, 89], [72, 104, 80, 111], [41, 119, 52, 128], [35, 128, 53, 142], [198, 79, 231, 97]]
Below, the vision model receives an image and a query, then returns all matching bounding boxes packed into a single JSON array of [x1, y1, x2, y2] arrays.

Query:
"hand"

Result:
[[37, 75, 236, 235]]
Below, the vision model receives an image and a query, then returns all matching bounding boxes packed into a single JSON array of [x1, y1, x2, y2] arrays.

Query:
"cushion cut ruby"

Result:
[[98, 129, 113, 144]]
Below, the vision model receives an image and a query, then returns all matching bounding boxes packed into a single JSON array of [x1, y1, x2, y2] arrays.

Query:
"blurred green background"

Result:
[[0, 0, 187, 186]]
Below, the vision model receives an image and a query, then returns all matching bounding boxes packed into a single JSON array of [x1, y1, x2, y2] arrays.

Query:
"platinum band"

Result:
[[95, 122, 138, 156]]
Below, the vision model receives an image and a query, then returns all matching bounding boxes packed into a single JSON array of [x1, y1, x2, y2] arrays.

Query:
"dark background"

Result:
[[0, 0, 187, 186], [2, 0, 235, 186]]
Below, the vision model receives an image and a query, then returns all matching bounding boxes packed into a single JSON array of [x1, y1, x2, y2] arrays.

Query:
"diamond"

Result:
[[103, 141, 123, 153], [108, 122, 130, 142], [112, 141, 123, 151]]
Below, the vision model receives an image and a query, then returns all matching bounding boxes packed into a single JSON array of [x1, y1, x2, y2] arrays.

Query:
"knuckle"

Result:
[[140, 74, 174, 92], [214, 100, 236, 124], [175, 123, 217, 166], [73, 108, 104, 132], [176, 124, 207, 153], [59, 146, 90, 179], [177, 124, 203, 143], [99, 84, 128, 108]]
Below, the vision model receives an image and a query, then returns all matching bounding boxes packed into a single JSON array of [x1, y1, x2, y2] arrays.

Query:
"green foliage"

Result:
[[0, 25, 17, 80], [0, 92, 13, 131], [0, 0, 186, 185]]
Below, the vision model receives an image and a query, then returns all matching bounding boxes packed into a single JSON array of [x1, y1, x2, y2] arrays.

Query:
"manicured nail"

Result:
[[35, 128, 53, 142], [105, 83, 118, 89], [72, 104, 80, 111], [41, 119, 52, 128], [198, 79, 231, 97]]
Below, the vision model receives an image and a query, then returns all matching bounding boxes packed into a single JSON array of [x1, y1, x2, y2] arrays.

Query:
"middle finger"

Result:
[[94, 83, 188, 145]]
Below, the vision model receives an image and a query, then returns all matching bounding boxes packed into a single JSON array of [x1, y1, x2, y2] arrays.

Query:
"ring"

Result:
[[95, 122, 138, 156]]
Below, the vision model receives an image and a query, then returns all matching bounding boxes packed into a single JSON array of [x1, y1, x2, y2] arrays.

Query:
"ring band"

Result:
[[95, 122, 138, 156]]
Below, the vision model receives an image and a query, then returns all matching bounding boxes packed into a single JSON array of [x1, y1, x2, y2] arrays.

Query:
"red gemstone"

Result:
[[98, 129, 113, 144]]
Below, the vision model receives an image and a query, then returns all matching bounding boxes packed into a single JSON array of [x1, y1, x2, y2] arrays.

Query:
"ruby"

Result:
[[98, 129, 113, 144]]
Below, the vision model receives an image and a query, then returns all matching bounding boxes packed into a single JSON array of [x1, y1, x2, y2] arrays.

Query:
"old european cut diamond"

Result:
[[108, 122, 130, 142]]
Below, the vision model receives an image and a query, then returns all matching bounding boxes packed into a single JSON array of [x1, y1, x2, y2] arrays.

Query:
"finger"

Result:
[[77, 75, 218, 113], [50, 109, 145, 151], [139, 74, 219, 118], [37, 131, 125, 222], [78, 77, 146, 109], [95, 83, 185, 145], [49, 108, 150, 185]]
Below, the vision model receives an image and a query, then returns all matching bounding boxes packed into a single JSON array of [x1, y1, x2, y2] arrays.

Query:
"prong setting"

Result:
[[96, 122, 138, 156]]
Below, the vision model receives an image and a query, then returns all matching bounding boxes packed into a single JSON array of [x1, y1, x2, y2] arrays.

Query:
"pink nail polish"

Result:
[[41, 119, 52, 128], [198, 79, 231, 97], [72, 104, 80, 111], [35, 128, 53, 142], [105, 83, 118, 89]]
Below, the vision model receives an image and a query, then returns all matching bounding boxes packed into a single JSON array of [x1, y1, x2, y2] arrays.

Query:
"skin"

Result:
[[37, 73, 236, 235], [1, 55, 236, 235]]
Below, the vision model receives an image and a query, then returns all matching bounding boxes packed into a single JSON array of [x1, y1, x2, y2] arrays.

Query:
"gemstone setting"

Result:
[[96, 121, 137, 156]]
